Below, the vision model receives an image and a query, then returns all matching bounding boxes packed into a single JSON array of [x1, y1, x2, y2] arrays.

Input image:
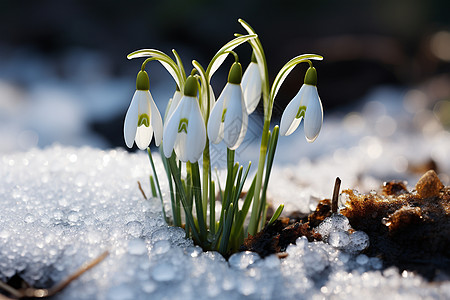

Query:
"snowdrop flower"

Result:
[[124, 70, 163, 149], [163, 75, 206, 162], [208, 62, 248, 150], [279, 66, 323, 142], [165, 87, 183, 121], [241, 52, 262, 114]]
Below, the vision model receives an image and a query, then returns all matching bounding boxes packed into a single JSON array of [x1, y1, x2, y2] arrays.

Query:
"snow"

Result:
[[1, 141, 449, 299]]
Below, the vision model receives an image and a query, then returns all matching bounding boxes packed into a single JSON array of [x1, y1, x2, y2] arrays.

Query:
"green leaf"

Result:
[[268, 204, 284, 226], [128, 49, 184, 90], [270, 54, 323, 103], [233, 175, 256, 237], [167, 155, 201, 243]]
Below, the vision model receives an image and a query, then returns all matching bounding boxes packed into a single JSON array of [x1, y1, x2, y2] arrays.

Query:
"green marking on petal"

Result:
[[138, 114, 150, 127], [296, 105, 306, 119], [221, 108, 227, 122], [178, 118, 189, 133]]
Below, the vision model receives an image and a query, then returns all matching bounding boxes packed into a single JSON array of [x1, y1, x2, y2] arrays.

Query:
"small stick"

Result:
[[137, 181, 147, 200], [0, 251, 109, 299], [0, 281, 22, 298], [331, 177, 341, 214], [46, 251, 109, 297]]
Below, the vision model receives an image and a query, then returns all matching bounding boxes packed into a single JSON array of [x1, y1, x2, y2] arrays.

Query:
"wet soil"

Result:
[[242, 170, 450, 280]]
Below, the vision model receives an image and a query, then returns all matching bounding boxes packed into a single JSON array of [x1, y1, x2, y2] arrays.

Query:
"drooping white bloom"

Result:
[[163, 76, 206, 162], [124, 71, 163, 149], [207, 62, 248, 150], [279, 67, 323, 142], [165, 89, 183, 120], [241, 56, 262, 114]]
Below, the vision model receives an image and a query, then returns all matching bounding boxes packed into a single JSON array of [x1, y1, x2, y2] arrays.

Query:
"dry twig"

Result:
[[0, 251, 109, 299], [332, 177, 341, 213]]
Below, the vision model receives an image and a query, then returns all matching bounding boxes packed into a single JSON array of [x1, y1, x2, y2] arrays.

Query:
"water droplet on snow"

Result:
[[128, 239, 147, 255], [24, 213, 35, 223], [328, 231, 351, 249], [228, 251, 261, 270], [153, 240, 171, 255], [151, 262, 176, 282], [125, 221, 143, 238]]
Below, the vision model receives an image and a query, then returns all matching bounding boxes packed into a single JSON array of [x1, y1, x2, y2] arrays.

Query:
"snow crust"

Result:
[[1, 145, 449, 299]]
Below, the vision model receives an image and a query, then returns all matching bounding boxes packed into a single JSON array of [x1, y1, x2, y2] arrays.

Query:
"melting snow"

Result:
[[0, 143, 449, 299]]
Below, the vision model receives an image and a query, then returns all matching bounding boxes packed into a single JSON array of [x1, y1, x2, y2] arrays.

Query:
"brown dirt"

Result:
[[241, 170, 450, 280]]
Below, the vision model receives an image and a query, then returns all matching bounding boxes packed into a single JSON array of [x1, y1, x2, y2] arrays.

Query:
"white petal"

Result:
[[242, 62, 262, 114], [148, 91, 163, 147], [223, 84, 245, 148], [207, 85, 228, 144], [166, 90, 182, 121], [174, 132, 188, 162], [162, 101, 183, 158], [209, 85, 216, 113], [135, 125, 153, 150], [304, 87, 323, 142], [186, 97, 206, 162], [173, 97, 194, 162], [279, 85, 307, 136], [229, 86, 248, 150], [123, 91, 141, 148]]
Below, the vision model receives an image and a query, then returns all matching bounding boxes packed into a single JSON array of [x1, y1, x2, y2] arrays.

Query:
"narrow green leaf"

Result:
[[268, 204, 284, 226], [149, 175, 157, 198], [167, 155, 201, 243], [233, 175, 256, 238], [219, 203, 235, 254]]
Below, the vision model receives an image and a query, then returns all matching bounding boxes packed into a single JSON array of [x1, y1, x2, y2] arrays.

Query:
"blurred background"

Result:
[[1, 0, 450, 155]]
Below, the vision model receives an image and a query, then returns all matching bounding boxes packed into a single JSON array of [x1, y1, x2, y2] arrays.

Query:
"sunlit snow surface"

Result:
[[1, 143, 449, 299], [1, 86, 450, 298]]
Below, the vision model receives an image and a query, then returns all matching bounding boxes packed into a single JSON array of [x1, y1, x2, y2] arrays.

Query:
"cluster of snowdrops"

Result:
[[123, 19, 323, 255]]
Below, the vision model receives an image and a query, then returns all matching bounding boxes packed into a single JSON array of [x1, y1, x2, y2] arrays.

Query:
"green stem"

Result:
[[247, 119, 270, 235], [214, 149, 235, 249], [202, 142, 210, 222], [259, 125, 279, 229], [209, 180, 216, 236], [191, 162, 207, 240]]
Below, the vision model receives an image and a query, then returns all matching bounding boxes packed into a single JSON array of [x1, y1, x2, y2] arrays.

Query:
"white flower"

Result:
[[207, 63, 248, 150], [241, 56, 262, 114], [165, 89, 183, 120], [279, 67, 323, 142], [163, 76, 206, 162], [124, 71, 163, 149]]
